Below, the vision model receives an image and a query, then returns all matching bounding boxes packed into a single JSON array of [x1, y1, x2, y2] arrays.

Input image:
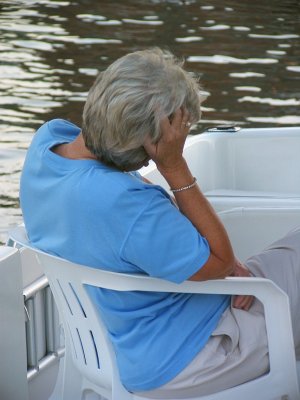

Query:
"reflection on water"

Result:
[[0, 0, 299, 242]]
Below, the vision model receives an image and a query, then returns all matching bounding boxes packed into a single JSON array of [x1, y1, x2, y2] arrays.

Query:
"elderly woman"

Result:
[[20, 48, 300, 398]]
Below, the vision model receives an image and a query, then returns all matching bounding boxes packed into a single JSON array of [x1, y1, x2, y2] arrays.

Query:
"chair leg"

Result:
[[48, 355, 64, 400], [49, 347, 83, 400]]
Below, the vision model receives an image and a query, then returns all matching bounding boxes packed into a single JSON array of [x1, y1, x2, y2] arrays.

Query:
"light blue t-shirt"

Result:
[[20, 119, 230, 392]]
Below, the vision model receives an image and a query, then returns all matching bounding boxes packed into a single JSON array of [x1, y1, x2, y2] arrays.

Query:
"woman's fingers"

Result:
[[143, 107, 191, 170], [233, 294, 254, 311], [170, 108, 191, 135], [171, 108, 183, 131], [159, 115, 173, 140], [153, 108, 191, 146]]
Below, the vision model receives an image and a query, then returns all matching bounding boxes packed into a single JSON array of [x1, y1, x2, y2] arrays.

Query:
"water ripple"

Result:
[[95, 20, 123, 26], [175, 36, 203, 43], [122, 18, 163, 25], [238, 97, 300, 106], [31, 34, 122, 44], [287, 66, 300, 73], [230, 72, 266, 78], [187, 55, 278, 64], [249, 34, 299, 39], [0, 22, 65, 33], [201, 24, 230, 31], [0, 95, 62, 108], [12, 40, 55, 51], [77, 14, 107, 21], [0, 51, 41, 62], [233, 26, 251, 32], [76, 14, 122, 26], [234, 86, 261, 92], [0, 65, 42, 79], [78, 68, 99, 76], [266, 50, 286, 55]]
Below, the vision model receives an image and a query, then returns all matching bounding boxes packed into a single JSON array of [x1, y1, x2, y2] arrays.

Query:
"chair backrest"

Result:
[[10, 226, 122, 397], [44, 253, 117, 390]]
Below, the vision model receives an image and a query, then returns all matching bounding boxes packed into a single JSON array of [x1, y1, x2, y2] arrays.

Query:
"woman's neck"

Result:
[[52, 132, 97, 161]]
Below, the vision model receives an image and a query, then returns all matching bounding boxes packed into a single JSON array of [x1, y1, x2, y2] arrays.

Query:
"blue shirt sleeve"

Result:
[[120, 189, 210, 283]]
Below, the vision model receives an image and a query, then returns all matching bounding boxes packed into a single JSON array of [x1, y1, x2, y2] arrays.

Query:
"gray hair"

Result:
[[82, 48, 202, 170]]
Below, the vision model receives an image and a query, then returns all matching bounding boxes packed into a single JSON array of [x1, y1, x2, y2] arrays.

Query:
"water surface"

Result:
[[0, 0, 299, 242]]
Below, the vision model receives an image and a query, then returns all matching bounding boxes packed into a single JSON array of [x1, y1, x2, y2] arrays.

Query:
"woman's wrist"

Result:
[[157, 158, 194, 188], [157, 158, 191, 181], [157, 157, 187, 174], [170, 177, 197, 193]]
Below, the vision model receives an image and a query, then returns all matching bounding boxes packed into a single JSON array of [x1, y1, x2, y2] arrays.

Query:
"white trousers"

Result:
[[137, 227, 300, 399]]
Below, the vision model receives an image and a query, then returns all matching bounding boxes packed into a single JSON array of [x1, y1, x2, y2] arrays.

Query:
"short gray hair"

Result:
[[82, 48, 202, 170]]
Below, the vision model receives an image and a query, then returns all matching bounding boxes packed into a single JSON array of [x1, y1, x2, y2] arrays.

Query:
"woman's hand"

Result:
[[232, 259, 254, 311], [144, 108, 191, 174]]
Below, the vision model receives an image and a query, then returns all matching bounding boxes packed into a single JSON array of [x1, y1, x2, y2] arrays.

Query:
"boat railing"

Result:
[[6, 236, 65, 381], [23, 274, 65, 381]]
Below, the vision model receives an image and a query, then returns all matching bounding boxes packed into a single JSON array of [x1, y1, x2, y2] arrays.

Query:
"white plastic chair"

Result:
[[9, 226, 300, 400]]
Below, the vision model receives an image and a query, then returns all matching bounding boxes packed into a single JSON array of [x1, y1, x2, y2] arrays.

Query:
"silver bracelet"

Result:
[[170, 177, 197, 193]]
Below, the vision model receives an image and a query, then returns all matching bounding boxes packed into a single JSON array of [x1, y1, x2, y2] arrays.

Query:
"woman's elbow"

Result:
[[189, 253, 235, 281]]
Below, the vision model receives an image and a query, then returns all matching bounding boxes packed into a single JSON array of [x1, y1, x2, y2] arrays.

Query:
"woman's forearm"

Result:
[[159, 159, 235, 280], [144, 109, 235, 280]]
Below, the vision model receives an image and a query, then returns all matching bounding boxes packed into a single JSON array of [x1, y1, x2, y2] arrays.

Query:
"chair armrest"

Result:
[[79, 266, 296, 386]]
